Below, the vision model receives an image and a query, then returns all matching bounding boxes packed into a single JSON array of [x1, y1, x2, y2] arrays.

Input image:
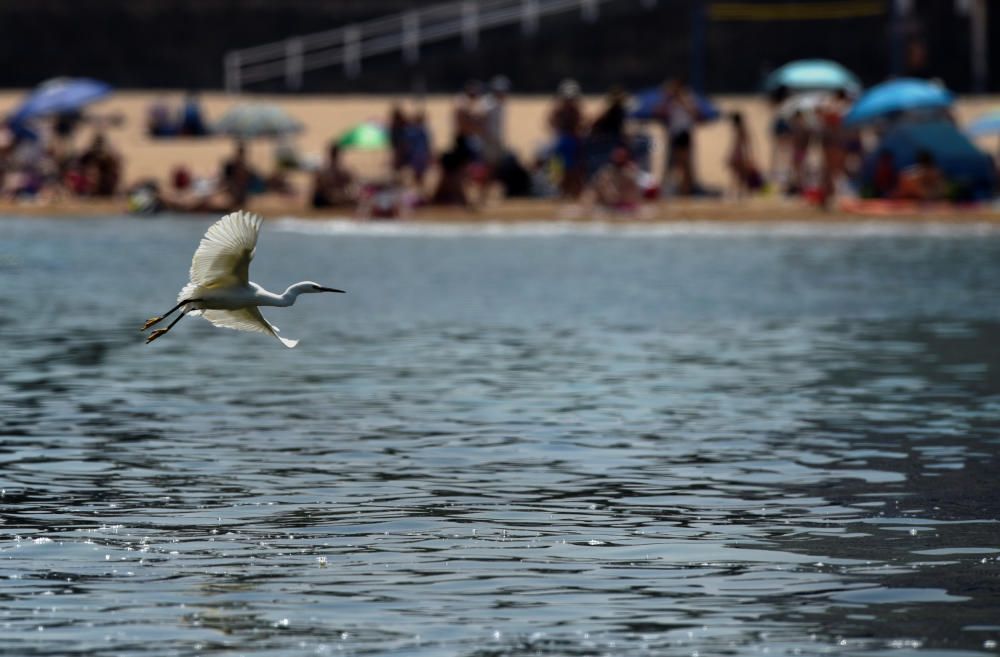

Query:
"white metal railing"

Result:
[[223, 0, 627, 93]]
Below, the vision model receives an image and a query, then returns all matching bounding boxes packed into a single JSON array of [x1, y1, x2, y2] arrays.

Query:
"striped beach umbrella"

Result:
[[214, 104, 304, 138]]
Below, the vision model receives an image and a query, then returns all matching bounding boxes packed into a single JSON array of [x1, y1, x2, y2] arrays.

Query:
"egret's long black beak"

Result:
[[317, 287, 346, 293]]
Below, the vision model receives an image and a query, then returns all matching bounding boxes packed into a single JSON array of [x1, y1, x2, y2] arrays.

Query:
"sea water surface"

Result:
[[1, 216, 999, 656]]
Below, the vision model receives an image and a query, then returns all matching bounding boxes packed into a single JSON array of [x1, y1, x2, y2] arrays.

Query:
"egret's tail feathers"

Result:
[[270, 324, 298, 348]]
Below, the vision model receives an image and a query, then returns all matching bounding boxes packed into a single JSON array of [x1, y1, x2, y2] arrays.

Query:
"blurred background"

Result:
[[0, 0, 997, 219]]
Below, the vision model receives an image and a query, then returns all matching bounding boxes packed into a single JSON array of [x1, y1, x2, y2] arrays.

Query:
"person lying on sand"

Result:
[[894, 150, 949, 202], [588, 147, 646, 217]]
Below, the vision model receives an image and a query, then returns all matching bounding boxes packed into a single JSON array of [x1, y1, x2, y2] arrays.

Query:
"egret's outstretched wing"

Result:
[[188, 211, 262, 289], [200, 307, 299, 348]]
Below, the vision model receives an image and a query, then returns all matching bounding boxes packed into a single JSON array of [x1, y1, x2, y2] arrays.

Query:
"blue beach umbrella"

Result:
[[966, 110, 1000, 137], [860, 120, 995, 200], [5, 118, 39, 142], [11, 77, 112, 121], [844, 78, 954, 126], [629, 86, 720, 123], [764, 59, 861, 95]]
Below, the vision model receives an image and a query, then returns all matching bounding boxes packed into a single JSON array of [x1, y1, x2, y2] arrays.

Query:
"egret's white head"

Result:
[[292, 281, 346, 295]]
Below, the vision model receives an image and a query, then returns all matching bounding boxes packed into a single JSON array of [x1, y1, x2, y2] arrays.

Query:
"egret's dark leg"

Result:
[[146, 310, 188, 344], [141, 298, 202, 331]]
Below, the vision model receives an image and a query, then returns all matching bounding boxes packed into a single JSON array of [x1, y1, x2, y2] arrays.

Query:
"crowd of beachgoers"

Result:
[[1, 64, 996, 219]]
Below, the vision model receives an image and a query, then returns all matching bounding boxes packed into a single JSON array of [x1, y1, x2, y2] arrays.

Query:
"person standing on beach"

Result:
[[818, 89, 851, 208], [787, 110, 811, 195], [656, 77, 698, 196], [389, 104, 409, 179], [479, 75, 511, 202], [404, 110, 432, 192], [591, 86, 628, 146], [548, 78, 586, 198], [482, 76, 510, 168], [768, 85, 793, 191], [453, 80, 486, 167], [450, 80, 489, 204], [726, 111, 760, 198]]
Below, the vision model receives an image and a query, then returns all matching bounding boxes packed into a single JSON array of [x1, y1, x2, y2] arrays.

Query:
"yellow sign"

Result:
[[710, 1, 885, 21]]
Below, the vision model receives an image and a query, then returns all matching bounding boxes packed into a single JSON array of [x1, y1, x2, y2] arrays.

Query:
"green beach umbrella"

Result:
[[337, 122, 388, 150]]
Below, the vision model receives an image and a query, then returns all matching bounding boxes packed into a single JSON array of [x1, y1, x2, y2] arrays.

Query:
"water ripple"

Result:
[[1, 218, 999, 656]]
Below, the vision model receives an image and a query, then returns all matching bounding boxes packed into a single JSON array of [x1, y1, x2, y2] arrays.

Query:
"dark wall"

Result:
[[0, 0, 425, 89], [0, 0, 994, 93], [283, 0, 995, 94]]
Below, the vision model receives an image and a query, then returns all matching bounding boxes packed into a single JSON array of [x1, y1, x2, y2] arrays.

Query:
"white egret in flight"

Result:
[[142, 210, 343, 347]]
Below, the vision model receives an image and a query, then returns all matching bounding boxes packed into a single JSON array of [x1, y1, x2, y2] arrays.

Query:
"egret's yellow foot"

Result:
[[141, 317, 162, 331], [146, 328, 168, 344]]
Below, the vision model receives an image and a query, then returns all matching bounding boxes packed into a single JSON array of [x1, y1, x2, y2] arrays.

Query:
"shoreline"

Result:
[[3, 197, 1000, 225]]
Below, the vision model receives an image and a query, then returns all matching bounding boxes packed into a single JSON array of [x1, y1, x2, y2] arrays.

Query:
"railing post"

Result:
[[888, 0, 912, 77], [462, 1, 479, 51], [344, 25, 361, 78], [521, 0, 539, 35], [403, 11, 420, 64], [690, 0, 706, 93], [581, 0, 598, 22], [224, 52, 242, 94], [285, 37, 304, 90], [969, 0, 988, 93]]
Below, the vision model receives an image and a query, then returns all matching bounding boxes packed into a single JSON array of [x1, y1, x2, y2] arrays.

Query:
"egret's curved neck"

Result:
[[276, 283, 309, 307], [256, 282, 313, 307]]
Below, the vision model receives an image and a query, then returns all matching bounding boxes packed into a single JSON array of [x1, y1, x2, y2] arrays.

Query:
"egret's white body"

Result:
[[142, 211, 343, 347]]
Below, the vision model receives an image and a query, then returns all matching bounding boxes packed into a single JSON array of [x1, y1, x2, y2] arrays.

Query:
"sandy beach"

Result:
[[2, 90, 999, 222]]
